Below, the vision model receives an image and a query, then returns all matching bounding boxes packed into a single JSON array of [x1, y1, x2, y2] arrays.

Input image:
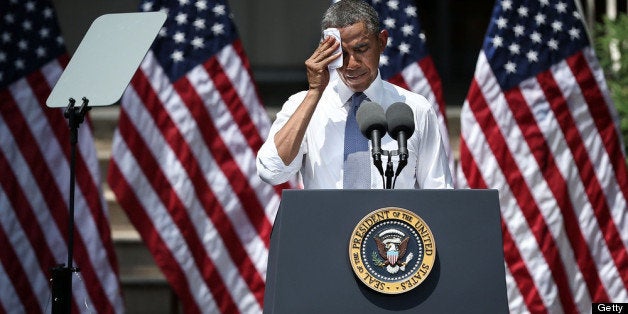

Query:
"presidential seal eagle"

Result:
[[374, 229, 410, 267]]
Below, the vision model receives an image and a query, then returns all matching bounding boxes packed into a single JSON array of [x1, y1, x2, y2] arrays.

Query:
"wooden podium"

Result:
[[264, 189, 509, 313]]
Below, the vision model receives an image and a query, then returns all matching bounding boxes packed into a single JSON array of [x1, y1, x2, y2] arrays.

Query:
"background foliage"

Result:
[[595, 13, 628, 155]]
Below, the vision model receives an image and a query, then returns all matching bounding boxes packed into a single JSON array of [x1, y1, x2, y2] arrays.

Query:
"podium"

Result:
[[264, 189, 509, 313]]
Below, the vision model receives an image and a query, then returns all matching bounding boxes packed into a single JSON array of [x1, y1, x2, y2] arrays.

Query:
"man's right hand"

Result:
[[305, 35, 342, 93]]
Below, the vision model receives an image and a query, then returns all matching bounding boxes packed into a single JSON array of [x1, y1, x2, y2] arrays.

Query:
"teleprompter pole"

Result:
[[51, 97, 90, 314]]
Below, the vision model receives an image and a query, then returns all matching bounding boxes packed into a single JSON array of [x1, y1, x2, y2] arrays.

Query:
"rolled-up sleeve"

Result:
[[256, 92, 307, 185], [256, 133, 305, 185], [415, 106, 454, 189]]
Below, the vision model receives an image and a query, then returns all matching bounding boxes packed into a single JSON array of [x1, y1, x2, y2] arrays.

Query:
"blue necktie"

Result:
[[343, 92, 370, 189]]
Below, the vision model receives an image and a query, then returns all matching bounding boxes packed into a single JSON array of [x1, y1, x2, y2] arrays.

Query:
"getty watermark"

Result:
[[593, 303, 628, 314]]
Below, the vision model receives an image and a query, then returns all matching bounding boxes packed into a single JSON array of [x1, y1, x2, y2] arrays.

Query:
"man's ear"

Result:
[[378, 29, 389, 53]]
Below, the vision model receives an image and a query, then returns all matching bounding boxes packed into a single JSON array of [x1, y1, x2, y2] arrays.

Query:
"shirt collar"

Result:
[[334, 72, 384, 108]]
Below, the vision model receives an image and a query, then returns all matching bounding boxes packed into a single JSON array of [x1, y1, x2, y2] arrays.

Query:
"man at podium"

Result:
[[256, 0, 452, 189]]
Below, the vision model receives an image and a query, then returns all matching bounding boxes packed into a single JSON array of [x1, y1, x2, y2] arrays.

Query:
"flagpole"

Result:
[[51, 97, 90, 314]]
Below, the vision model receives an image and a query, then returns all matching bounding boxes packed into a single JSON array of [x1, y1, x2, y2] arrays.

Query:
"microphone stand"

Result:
[[51, 97, 90, 314], [380, 150, 400, 190], [384, 152, 394, 189]]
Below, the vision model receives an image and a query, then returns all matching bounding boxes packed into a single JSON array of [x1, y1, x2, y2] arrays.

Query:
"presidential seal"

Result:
[[348, 207, 436, 294]]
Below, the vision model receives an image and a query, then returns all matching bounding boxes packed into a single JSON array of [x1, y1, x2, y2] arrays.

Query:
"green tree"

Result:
[[594, 14, 628, 155]]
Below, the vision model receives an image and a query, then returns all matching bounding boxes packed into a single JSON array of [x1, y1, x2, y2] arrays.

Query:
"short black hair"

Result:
[[321, 0, 380, 35]]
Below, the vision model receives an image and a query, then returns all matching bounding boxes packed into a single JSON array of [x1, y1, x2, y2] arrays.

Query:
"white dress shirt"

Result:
[[256, 74, 453, 189]]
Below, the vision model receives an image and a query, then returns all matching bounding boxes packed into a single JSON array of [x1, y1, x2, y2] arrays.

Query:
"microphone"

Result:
[[386, 102, 415, 177], [356, 101, 387, 177]]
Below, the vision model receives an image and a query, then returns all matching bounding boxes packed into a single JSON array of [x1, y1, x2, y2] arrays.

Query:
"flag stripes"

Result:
[[465, 74, 581, 313], [113, 108, 243, 314], [0, 57, 123, 312], [144, 47, 274, 274], [566, 53, 628, 205], [108, 156, 210, 314], [459, 136, 549, 312], [140, 61, 268, 303], [0, 197, 46, 314], [387, 57, 452, 159], [459, 47, 628, 312], [108, 33, 281, 311]]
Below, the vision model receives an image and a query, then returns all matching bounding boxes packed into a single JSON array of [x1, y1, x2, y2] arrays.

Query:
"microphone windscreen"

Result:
[[386, 102, 415, 140], [356, 101, 387, 137]]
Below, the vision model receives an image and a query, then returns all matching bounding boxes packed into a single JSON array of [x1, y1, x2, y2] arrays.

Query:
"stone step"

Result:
[[115, 235, 178, 313]]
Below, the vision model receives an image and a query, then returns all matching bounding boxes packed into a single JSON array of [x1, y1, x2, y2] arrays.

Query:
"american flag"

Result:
[[367, 0, 454, 174], [458, 0, 628, 313], [0, 0, 123, 313], [106, 0, 287, 313]]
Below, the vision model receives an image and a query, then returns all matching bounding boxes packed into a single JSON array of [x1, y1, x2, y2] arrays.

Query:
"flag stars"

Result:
[[504, 61, 517, 73], [547, 38, 559, 50], [159, 27, 168, 37], [191, 37, 204, 49], [568, 27, 580, 40], [40, 28, 50, 38], [15, 58, 25, 69], [173, 31, 186, 44], [387, 0, 399, 11], [508, 43, 520, 55], [535, 13, 546, 25], [211, 23, 225, 35], [496, 16, 508, 29], [2, 32, 11, 43], [539, 0, 549, 6], [501, 0, 513, 11], [171, 50, 184, 62], [405, 5, 417, 17], [401, 24, 414, 36], [517, 6, 529, 17], [43, 7, 53, 19], [526, 50, 538, 63], [35, 46, 46, 58], [0, 52, 6, 62], [551, 20, 562, 32], [193, 18, 206, 30], [530, 31, 542, 43], [175, 13, 188, 25], [379, 54, 389, 66], [178, 0, 189, 5], [398, 42, 410, 54], [513, 24, 525, 37], [5, 14, 15, 24], [18, 39, 28, 50], [25, 1, 36, 12], [196, 0, 208, 11], [492, 35, 504, 48], [555, 2, 567, 14], [213, 4, 226, 16], [141, 2, 153, 12], [22, 20, 33, 31], [384, 17, 396, 29]]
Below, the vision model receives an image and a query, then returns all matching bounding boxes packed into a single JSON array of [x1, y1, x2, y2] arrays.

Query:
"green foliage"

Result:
[[372, 251, 385, 267], [594, 14, 628, 153]]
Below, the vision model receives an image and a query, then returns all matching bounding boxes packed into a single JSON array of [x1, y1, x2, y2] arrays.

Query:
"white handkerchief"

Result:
[[323, 28, 343, 70]]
